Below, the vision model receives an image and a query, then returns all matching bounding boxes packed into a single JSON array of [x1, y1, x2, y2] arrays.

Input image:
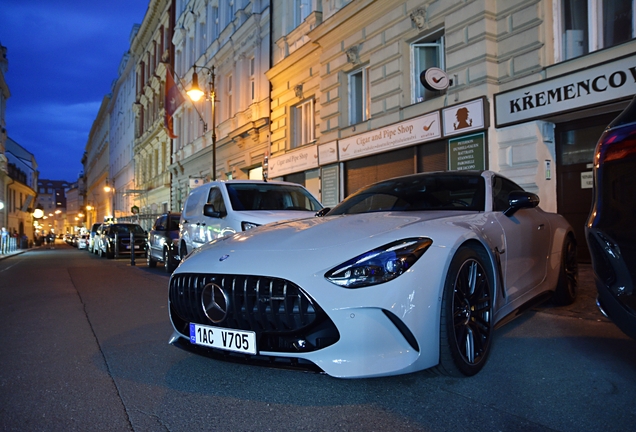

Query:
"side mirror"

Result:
[[503, 191, 540, 217], [315, 207, 331, 217], [203, 203, 226, 218]]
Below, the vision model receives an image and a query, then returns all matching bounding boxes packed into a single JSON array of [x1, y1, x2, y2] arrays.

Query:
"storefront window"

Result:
[[559, 125, 605, 165]]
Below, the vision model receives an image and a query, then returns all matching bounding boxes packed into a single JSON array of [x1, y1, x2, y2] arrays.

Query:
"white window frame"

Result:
[[292, 99, 315, 148], [348, 66, 370, 125], [410, 32, 445, 104], [555, 0, 636, 62]]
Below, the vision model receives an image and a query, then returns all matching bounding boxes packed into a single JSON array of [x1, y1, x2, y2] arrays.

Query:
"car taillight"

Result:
[[595, 128, 636, 165]]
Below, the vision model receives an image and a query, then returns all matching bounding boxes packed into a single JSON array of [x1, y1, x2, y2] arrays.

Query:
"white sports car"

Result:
[[168, 171, 578, 378]]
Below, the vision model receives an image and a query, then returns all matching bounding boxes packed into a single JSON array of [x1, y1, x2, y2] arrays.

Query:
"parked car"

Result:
[[88, 223, 102, 253], [77, 235, 88, 250], [586, 95, 636, 340], [168, 170, 578, 378], [97, 223, 147, 259], [178, 180, 322, 258], [147, 212, 181, 273]]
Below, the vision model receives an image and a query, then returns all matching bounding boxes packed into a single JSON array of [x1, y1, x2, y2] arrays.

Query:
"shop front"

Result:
[[495, 52, 636, 261]]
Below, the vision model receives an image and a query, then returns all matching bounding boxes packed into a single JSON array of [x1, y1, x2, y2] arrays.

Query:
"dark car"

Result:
[[586, 95, 636, 340], [98, 223, 147, 259], [147, 212, 181, 273]]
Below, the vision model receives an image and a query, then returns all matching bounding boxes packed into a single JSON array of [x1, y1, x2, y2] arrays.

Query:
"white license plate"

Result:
[[189, 323, 257, 355], [125, 245, 140, 250]]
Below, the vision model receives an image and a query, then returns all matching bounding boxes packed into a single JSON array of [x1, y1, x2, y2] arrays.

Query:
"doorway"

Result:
[[556, 112, 618, 263]]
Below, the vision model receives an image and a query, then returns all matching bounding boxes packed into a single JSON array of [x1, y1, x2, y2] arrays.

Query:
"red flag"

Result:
[[165, 69, 184, 139]]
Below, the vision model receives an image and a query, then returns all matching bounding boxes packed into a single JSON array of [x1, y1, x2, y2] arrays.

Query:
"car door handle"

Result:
[[537, 224, 545, 230]]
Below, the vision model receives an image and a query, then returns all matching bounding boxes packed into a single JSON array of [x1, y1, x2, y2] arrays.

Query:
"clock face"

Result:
[[421, 67, 450, 91]]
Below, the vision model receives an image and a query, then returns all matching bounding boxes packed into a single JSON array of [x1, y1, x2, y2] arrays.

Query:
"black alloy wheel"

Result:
[[437, 246, 493, 377], [552, 234, 578, 306]]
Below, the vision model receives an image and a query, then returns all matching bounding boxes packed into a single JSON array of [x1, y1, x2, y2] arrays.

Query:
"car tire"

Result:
[[552, 234, 578, 306], [164, 249, 175, 273], [106, 244, 114, 259], [436, 245, 494, 377], [147, 250, 157, 268]]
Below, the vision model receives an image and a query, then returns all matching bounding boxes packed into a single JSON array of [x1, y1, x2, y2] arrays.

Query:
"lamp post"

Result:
[[187, 65, 217, 181]]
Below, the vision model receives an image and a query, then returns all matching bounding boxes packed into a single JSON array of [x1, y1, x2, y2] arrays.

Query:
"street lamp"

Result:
[[187, 65, 217, 181]]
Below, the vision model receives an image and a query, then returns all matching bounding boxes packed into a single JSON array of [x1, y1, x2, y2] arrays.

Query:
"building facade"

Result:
[[35, 179, 71, 236], [131, 0, 174, 229], [265, 0, 636, 262], [80, 0, 635, 264], [0, 43, 10, 229], [170, 0, 271, 210], [109, 27, 140, 223], [4, 137, 37, 243], [82, 96, 112, 227]]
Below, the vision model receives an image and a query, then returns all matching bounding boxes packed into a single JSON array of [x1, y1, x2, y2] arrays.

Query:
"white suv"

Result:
[[179, 180, 322, 258]]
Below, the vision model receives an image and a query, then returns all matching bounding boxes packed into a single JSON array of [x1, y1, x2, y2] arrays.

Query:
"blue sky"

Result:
[[1, 0, 149, 181]]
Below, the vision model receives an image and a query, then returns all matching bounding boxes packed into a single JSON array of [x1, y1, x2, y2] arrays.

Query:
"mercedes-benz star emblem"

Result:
[[201, 283, 229, 323]]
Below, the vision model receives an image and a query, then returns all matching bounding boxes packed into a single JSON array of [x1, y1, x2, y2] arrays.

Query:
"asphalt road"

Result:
[[1, 242, 635, 432]]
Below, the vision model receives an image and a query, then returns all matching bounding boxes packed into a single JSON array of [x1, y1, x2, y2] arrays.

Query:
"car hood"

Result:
[[233, 209, 317, 225], [189, 210, 471, 255]]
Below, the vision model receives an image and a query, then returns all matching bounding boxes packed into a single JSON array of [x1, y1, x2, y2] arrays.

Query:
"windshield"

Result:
[[226, 183, 322, 212], [328, 173, 485, 215], [112, 224, 146, 235]]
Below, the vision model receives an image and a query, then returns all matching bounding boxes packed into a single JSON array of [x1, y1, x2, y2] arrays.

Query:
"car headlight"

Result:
[[242, 222, 260, 231], [325, 237, 433, 288]]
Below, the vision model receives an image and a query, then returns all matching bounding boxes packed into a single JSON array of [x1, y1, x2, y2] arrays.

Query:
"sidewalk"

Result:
[[0, 248, 31, 260]]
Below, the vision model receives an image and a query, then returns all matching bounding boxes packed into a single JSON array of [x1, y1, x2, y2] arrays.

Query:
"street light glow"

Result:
[[187, 71, 204, 101]]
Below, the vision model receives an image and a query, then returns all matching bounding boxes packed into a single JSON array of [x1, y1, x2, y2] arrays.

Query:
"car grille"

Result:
[[169, 273, 339, 353], [117, 235, 145, 253]]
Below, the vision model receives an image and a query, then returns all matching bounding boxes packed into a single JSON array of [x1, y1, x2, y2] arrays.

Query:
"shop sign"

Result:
[[189, 178, 205, 189], [318, 141, 338, 165], [448, 133, 486, 171], [320, 165, 340, 208], [268, 145, 319, 177], [442, 99, 486, 137], [338, 112, 441, 161], [580, 172, 593, 189], [495, 54, 636, 127]]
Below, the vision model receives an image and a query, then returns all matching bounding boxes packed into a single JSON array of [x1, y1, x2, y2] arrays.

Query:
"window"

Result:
[[211, 7, 219, 39], [294, 0, 311, 28], [249, 57, 255, 102], [411, 32, 445, 103], [293, 99, 315, 148], [227, 1, 235, 27], [206, 188, 226, 215], [348, 66, 369, 125], [559, 0, 635, 61], [227, 74, 233, 118]]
